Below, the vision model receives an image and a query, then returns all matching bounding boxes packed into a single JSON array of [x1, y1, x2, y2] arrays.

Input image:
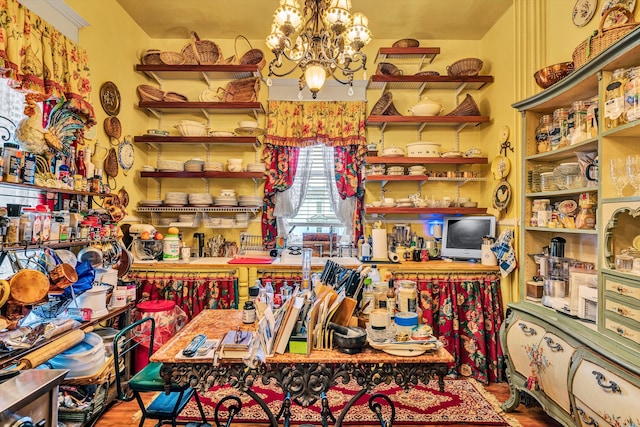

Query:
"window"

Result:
[[285, 145, 349, 246], [0, 79, 26, 125]]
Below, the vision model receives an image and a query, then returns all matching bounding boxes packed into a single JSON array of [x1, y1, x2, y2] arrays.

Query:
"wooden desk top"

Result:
[[151, 309, 453, 365]]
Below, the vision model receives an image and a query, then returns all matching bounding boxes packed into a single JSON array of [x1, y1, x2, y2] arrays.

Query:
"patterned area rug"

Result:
[[177, 379, 520, 426]]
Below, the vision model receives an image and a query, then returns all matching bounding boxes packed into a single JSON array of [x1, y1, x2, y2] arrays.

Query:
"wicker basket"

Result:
[[163, 91, 188, 102], [415, 70, 440, 76], [446, 94, 481, 116], [141, 49, 162, 65], [236, 35, 266, 70], [159, 51, 185, 65], [136, 84, 164, 102], [446, 58, 483, 76], [181, 31, 222, 65], [572, 6, 638, 69], [220, 77, 260, 102], [392, 38, 420, 48], [376, 62, 403, 76]]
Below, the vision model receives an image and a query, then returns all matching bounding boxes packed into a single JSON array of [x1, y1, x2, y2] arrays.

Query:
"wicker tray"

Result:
[[159, 51, 185, 65], [446, 57, 483, 76], [163, 91, 188, 102], [141, 49, 162, 65], [572, 6, 638, 69], [137, 84, 164, 102]]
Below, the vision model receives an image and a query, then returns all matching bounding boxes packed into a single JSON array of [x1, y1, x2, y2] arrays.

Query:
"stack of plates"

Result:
[[239, 195, 262, 207], [204, 161, 224, 172], [235, 127, 265, 137], [246, 163, 266, 172], [185, 158, 204, 172], [157, 159, 184, 172], [189, 193, 213, 206], [164, 192, 188, 206], [387, 166, 404, 176], [235, 213, 249, 227], [139, 199, 163, 207], [214, 196, 238, 206]]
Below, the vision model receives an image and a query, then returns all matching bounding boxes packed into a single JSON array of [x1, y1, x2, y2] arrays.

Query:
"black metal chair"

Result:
[[113, 317, 208, 427]]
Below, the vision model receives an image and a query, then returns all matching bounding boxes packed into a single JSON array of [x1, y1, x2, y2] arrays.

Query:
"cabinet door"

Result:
[[536, 332, 576, 413], [504, 317, 545, 378], [570, 349, 640, 427], [574, 398, 609, 427]]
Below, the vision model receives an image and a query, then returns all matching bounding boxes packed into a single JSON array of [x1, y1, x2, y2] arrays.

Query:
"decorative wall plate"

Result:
[[118, 136, 135, 174], [600, 0, 636, 28], [573, 0, 598, 27], [99, 81, 121, 116], [492, 180, 512, 212], [491, 155, 511, 179]]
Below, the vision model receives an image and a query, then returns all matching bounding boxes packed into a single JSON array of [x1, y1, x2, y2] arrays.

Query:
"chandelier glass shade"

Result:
[[265, 0, 372, 98]]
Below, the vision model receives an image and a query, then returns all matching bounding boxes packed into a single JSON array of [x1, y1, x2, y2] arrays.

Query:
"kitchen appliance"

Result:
[[129, 223, 157, 238], [193, 233, 205, 257], [541, 255, 572, 311], [578, 285, 598, 322]]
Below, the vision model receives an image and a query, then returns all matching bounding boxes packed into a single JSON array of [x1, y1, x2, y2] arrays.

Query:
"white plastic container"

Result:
[[163, 234, 180, 260], [76, 285, 110, 319], [48, 332, 106, 377]]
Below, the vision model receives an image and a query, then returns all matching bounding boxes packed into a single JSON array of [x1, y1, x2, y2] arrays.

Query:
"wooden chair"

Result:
[[113, 317, 207, 427]]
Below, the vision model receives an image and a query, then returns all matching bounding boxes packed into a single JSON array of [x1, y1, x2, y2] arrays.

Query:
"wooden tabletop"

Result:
[[151, 309, 454, 365]]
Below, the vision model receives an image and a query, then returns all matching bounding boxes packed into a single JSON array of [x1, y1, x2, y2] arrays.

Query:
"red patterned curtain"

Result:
[[130, 272, 238, 320], [262, 100, 367, 245], [0, 0, 95, 122], [394, 272, 505, 384]]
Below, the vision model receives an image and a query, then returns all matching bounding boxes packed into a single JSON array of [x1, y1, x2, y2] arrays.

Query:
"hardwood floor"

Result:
[[92, 382, 562, 427]]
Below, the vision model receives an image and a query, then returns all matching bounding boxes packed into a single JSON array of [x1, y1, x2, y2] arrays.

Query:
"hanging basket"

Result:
[[572, 6, 639, 69], [236, 35, 266, 70], [181, 31, 222, 65]]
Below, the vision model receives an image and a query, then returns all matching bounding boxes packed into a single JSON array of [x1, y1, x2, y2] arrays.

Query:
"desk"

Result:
[[151, 310, 454, 427]]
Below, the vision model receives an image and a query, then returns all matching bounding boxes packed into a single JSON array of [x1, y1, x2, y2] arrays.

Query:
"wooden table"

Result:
[[151, 309, 454, 427]]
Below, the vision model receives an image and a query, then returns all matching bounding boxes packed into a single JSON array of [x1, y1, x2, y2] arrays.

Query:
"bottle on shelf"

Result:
[[604, 68, 628, 129], [76, 150, 86, 178], [361, 237, 372, 262], [386, 278, 396, 319]]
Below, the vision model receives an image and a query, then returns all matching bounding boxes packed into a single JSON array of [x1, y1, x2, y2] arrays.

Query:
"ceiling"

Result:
[[115, 0, 513, 41]]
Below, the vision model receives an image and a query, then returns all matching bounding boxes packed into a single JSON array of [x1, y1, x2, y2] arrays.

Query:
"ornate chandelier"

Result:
[[265, 0, 372, 98]]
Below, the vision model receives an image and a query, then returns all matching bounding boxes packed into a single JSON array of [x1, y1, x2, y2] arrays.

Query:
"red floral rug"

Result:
[[177, 379, 519, 426]]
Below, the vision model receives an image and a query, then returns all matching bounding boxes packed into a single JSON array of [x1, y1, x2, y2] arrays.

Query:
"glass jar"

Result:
[[396, 280, 418, 313], [535, 115, 552, 153], [540, 172, 557, 192], [575, 204, 596, 229], [537, 199, 551, 228], [570, 100, 589, 145], [3, 142, 23, 183], [549, 108, 570, 150], [531, 200, 541, 227], [604, 68, 628, 129], [625, 65, 640, 122]]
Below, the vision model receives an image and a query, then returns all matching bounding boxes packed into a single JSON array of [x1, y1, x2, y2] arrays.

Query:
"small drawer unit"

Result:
[[602, 272, 640, 350], [570, 348, 640, 427]]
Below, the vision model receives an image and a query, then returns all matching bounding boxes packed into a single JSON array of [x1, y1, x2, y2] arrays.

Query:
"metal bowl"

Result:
[[534, 62, 574, 89]]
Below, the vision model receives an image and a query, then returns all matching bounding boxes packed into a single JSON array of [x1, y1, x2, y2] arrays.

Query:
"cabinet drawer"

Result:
[[536, 332, 576, 413], [604, 317, 640, 344], [604, 298, 640, 325], [604, 274, 640, 303], [571, 354, 640, 427], [573, 398, 609, 427], [504, 317, 546, 378]]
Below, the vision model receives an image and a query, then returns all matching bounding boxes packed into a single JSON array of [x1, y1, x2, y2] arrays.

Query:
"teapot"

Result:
[[408, 97, 443, 116]]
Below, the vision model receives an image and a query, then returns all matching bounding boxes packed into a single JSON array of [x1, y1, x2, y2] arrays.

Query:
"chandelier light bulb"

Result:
[[305, 62, 327, 98], [266, 25, 285, 50], [274, 0, 303, 35]]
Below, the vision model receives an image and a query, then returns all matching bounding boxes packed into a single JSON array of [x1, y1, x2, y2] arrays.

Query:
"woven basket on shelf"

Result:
[[220, 77, 260, 102], [392, 38, 420, 48], [236, 35, 266, 70], [136, 84, 164, 102], [572, 6, 639, 69], [163, 91, 188, 102], [446, 94, 481, 116], [370, 92, 402, 116], [159, 51, 185, 65], [415, 70, 440, 76], [181, 31, 222, 65], [446, 57, 483, 76], [375, 62, 403, 76], [141, 49, 162, 65]]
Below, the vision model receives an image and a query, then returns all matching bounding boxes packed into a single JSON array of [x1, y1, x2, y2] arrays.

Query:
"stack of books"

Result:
[[219, 329, 254, 359]]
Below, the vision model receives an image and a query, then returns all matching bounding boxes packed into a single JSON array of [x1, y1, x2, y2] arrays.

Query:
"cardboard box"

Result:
[[288, 334, 307, 354], [526, 280, 544, 301]]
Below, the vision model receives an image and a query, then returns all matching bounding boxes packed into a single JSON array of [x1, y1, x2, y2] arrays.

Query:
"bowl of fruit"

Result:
[[132, 238, 163, 261]]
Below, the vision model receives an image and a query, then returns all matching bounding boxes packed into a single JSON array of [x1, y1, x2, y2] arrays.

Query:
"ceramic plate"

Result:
[[573, 0, 598, 27], [600, 0, 636, 28], [491, 155, 511, 179], [99, 81, 121, 116], [492, 180, 511, 212]]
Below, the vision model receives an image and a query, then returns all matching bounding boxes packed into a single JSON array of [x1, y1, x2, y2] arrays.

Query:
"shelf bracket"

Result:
[[455, 82, 469, 100], [200, 71, 214, 88], [417, 123, 428, 136], [201, 109, 211, 123], [380, 122, 388, 134], [380, 82, 388, 94], [146, 142, 159, 151], [418, 83, 427, 99], [155, 179, 162, 201], [146, 71, 164, 89], [418, 180, 427, 191], [148, 108, 162, 121], [252, 110, 259, 121]]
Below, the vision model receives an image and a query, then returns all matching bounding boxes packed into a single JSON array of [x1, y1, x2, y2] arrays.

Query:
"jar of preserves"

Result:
[[537, 199, 551, 228], [531, 200, 541, 227], [397, 280, 418, 313], [535, 115, 551, 153], [549, 108, 570, 150], [625, 65, 640, 122], [575, 204, 596, 229], [604, 68, 628, 129]]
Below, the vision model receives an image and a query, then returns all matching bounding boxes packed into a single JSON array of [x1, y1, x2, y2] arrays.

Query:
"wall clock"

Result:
[[100, 81, 121, 116], [118, 136, 134, 175]]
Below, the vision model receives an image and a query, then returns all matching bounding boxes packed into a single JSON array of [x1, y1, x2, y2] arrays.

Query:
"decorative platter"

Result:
[[99, 81, 121, 116], [573, 0, 598, 27], [491, 155, 511, 179], [367, 338, 442, 357], [600, 0, 636, 28], [492, 180, 512, 212]]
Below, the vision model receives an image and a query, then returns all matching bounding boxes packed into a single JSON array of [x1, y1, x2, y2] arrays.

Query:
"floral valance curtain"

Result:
[[264, 100, 367, 148], [0, 0, 95, 122], [262, 100, 367, 246]]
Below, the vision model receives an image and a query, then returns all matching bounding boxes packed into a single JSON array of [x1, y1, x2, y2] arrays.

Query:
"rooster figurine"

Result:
[[15, 93, 48, 155]]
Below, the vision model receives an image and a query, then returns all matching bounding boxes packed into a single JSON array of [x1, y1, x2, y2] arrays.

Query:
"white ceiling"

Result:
[[115, 0, 513, 41]]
